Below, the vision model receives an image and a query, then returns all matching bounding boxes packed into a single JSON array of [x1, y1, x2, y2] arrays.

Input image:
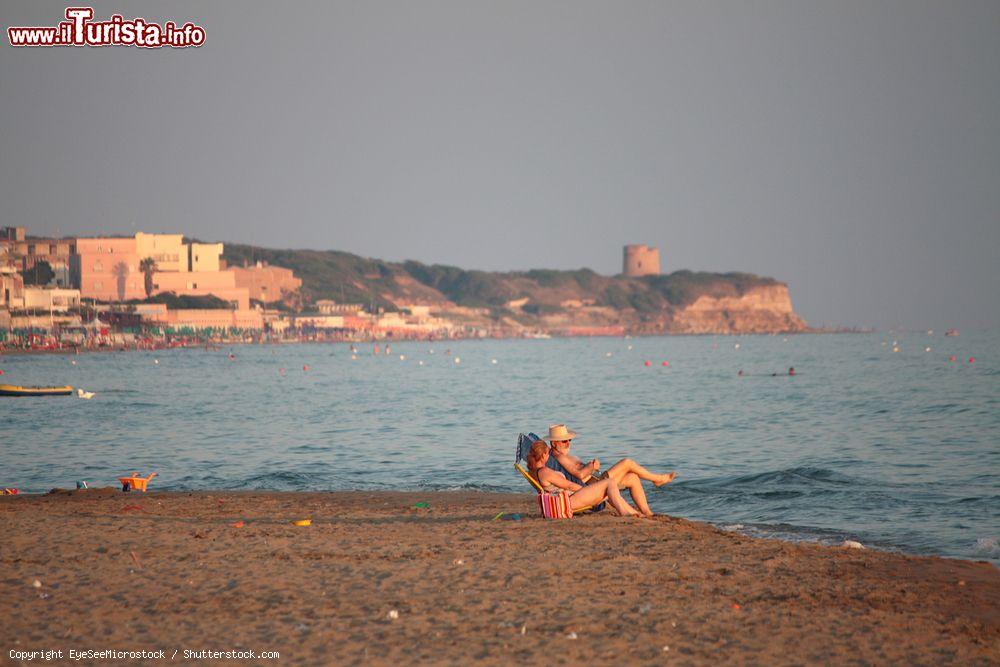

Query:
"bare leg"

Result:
[[620, 472, 653, 516], [605, 458, 676, 487], [569, 479, 640, 516]]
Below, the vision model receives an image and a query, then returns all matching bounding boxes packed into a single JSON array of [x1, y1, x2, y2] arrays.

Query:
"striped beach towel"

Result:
[[538, 490, 574, 519]]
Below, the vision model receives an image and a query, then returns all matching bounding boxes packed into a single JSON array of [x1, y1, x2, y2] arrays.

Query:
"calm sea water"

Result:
[[2, 332, 997, 563]]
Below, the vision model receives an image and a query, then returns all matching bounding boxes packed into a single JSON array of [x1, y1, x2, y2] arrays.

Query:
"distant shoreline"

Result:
[[0, 328, 870, 358]]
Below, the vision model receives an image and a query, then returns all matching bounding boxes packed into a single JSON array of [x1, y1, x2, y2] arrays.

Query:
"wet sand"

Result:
[[2, 490, 997, 665]]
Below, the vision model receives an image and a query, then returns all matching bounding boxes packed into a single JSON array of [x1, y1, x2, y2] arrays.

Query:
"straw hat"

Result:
[[547, 424, 577, 441]]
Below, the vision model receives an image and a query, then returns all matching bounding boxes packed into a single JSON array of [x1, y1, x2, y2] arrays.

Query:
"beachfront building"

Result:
[[231, 261, 303, 303], [0, 227, 77, 287], [150, 270, 250, 310], [73, 233, 251, 307], [134, 232, 187, 272], [190, 242, 223, 272], [19, 287, 81, 312], [0, 263, 25, 311], [315, 300, 364, 314], [72, 237, 145, 302], [137, 303, 264, 330]]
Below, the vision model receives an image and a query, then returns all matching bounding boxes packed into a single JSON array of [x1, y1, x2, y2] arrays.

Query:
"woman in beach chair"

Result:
[[526, 441, 642, 517]]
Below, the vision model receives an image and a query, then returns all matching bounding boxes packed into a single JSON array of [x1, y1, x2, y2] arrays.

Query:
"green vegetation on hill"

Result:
[[222, 244, 781, 315], [127, 293, 232, 309]]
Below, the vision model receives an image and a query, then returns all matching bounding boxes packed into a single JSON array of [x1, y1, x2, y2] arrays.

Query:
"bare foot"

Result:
[[654, 472, 676, 487]]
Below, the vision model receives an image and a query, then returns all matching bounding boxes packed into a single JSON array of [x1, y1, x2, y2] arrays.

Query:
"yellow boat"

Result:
[[0, 384, 73, 397]]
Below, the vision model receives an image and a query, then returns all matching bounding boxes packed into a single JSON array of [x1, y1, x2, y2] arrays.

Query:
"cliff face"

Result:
[[668, 284, 807, 334], [222, 243, 809, 334]]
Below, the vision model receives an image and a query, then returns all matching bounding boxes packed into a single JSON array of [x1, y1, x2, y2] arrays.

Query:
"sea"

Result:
[[1, 331, 997, 564]]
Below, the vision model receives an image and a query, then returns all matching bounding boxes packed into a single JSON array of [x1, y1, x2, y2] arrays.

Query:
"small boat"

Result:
[[945, 329, 959, 337], [0, 384, 73, 397]]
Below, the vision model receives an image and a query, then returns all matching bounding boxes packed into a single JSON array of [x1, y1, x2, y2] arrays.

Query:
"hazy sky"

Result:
[[2, 1, 998, 329]]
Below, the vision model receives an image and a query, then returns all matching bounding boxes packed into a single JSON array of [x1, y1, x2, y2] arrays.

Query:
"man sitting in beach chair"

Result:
[[546, 423, 677, 517], [525, 440, 642, 517]]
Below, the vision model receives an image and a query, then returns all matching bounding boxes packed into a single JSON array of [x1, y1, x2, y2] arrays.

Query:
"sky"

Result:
[[1, 1, 998, 330]]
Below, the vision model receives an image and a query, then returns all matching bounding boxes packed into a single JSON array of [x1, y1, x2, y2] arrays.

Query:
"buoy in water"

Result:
[[491, 359, 498, 364], [454, 357, 461, 364], [969, 357, 975, 363], [644, 360, 652, 367], [661, 361, 669, 366], [949, 355, 956, 362], [605, 352, 613, 358], [303, 364, 310, 371], [279, 368, 285, 375]]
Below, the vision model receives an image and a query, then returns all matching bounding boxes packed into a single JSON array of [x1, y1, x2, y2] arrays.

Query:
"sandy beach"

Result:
[[2, 490, 997, 665]]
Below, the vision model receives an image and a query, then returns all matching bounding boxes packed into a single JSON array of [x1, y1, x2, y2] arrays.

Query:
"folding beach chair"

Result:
[[515, 433, 604, 516]]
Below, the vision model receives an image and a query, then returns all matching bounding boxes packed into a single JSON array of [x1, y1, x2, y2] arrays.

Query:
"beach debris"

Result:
[[387, 609, 399, 620], [231, 520, 245, 528], [731, 603, 741, 611], [958, 580, 966, 586], [130, 550, 141, 568], [2, 488, 19, 495], [520, 624, 526, 635], [566, 632, 578, 640], [840, 540, 865, 549], [121, 504, 144, 512], [32, 579, 41, 588], [452, 559, 464, 565], [76, 388, 95, 399], [292, 519, 311, 526], [493, 512, 522, 521], [413, 502, 430, 509], [76, 481, 88, 489], [119, 472, 157, 492], [662, 646, 670, 652]]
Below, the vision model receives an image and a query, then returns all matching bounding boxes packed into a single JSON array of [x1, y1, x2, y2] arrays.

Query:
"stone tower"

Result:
[[623, 244, 660, 277]]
